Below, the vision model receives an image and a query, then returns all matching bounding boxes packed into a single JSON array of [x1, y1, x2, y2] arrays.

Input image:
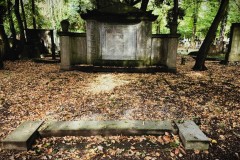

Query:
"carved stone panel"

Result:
[[101, 25, 137, 60]]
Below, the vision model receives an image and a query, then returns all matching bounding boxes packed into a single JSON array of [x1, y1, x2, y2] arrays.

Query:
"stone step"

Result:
[[39, 120, 174, 137], [1, 121, 44, 151], [175, 120, 209, 150]]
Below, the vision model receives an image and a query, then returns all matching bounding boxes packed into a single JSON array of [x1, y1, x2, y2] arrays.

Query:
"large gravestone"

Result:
[[226, 23, 240, 62], [81, 2, 157, 66], [58, 2, 179, 71]]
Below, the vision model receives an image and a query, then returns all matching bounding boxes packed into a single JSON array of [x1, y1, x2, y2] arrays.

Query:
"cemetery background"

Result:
[[0, 0, 240, 159]]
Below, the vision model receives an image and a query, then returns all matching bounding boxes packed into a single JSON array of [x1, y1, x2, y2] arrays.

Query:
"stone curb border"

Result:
[[1, 120, 209, 151]]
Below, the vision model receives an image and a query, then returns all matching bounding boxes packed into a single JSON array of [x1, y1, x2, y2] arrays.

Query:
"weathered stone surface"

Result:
[[59, 35, 72, 70], [39, 120, 173, 137], [175, 120, 209, 150], [151, 34, 179, 70], [101, 25, 137, 60], [59, 33, 87, 70], [228, 23, 240, 62], [94, 21, 152, 66], [1, 121, 43, 150]]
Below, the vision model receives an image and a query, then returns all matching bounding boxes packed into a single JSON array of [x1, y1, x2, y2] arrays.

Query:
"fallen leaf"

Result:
[[170, 152, 175, 157], [194, 150, 200, 154], [174, 148, 180, 155], [211, 139, 217, 144]]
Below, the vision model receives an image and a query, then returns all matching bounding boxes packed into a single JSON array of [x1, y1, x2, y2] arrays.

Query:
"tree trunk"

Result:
[[193, 0, 229, 71], [0, 58, 3, 69], [219, 7, 228, 53], [14, 0, 26, 43], [20, 0, 27, 30], [191, 0, 200, 48], [170, 0, 178, 34], [140, 0, 149, 11], [0, 7, 9, 69], [119, 0, 142, 6], [0, 12, 10, 56], [7, 0, 17, 49], [0, 47, 3, 68], [32, 0, 36, 29]]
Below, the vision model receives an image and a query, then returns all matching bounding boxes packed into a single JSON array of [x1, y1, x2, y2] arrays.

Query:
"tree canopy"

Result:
[[1, 0, 239, 38]]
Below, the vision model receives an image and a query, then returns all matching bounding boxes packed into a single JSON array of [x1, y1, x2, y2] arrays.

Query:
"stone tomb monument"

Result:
[[59, 2, 179, 71], [226, 23, 240, 62]]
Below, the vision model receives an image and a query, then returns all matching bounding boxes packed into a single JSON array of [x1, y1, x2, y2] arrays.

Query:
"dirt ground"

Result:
[[0, 56, 239, 159]]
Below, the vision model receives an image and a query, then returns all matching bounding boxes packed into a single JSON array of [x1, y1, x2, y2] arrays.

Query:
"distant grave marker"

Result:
[[226, 23, 240, 62]]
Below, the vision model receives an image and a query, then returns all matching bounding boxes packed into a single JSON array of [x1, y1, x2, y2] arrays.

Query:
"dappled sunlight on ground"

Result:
[[86, 74, 131, 94], [185, 71, 204, 79]]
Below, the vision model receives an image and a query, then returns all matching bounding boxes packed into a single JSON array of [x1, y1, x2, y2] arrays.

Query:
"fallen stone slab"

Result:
[[39, 120, 174, 137], [1, 121, 43, 151], [175, 120, 209, 150]]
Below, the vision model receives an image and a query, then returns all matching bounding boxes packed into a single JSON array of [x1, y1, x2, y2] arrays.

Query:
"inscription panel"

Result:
[[102, 25, 137, 60]]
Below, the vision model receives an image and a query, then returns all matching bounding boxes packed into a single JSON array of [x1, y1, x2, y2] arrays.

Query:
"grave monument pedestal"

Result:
[[81, 3, 157, 66]]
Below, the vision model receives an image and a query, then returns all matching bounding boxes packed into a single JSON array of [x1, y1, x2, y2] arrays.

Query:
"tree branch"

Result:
[[124, 0, 141, 6], [234, 0, 240, 11]]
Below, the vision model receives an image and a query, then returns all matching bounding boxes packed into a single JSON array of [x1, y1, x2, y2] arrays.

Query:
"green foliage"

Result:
[[227, 0, 240, 34], [35, 0, 93, 32], [1, 0, 240, 39], [166, 7, 185, 28], [150, 1, 170, 34], [178, 0, 219, 39], [0, 1, 7, 16]]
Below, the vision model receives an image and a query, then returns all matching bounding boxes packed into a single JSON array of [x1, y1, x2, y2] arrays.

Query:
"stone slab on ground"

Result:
[[175, 120, 209, 150], [39, 120, 174, 137], [1, 121, 43, 151]]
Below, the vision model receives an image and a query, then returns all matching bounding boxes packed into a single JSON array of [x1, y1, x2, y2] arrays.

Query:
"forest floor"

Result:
[[0, 56, 239, 160]]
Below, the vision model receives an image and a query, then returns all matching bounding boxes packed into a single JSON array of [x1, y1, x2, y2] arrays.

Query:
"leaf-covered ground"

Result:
[[0, 56, 239, 159]]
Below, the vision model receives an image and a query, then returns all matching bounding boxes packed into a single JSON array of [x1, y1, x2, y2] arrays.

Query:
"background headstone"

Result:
[[227, 23, 240, 62]]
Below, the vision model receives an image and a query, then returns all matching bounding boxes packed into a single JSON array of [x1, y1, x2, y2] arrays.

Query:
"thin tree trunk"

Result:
[[219, 8, 228, 53], [20, 0, 27, 30], [32, 0, 36, 29], [191, 0, 200, 48], [0, 11, 10, 56], [0, 45, 3, 68], [0, 57, 3, 69], [140, 0, 149, 11], [7, 0, 17, 49], [0, 8, 5, 69], [170, 0, 178, 34], [14, 0, 26, 43], [193, 0, 229, 71], [50, 0, 55, 29]]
